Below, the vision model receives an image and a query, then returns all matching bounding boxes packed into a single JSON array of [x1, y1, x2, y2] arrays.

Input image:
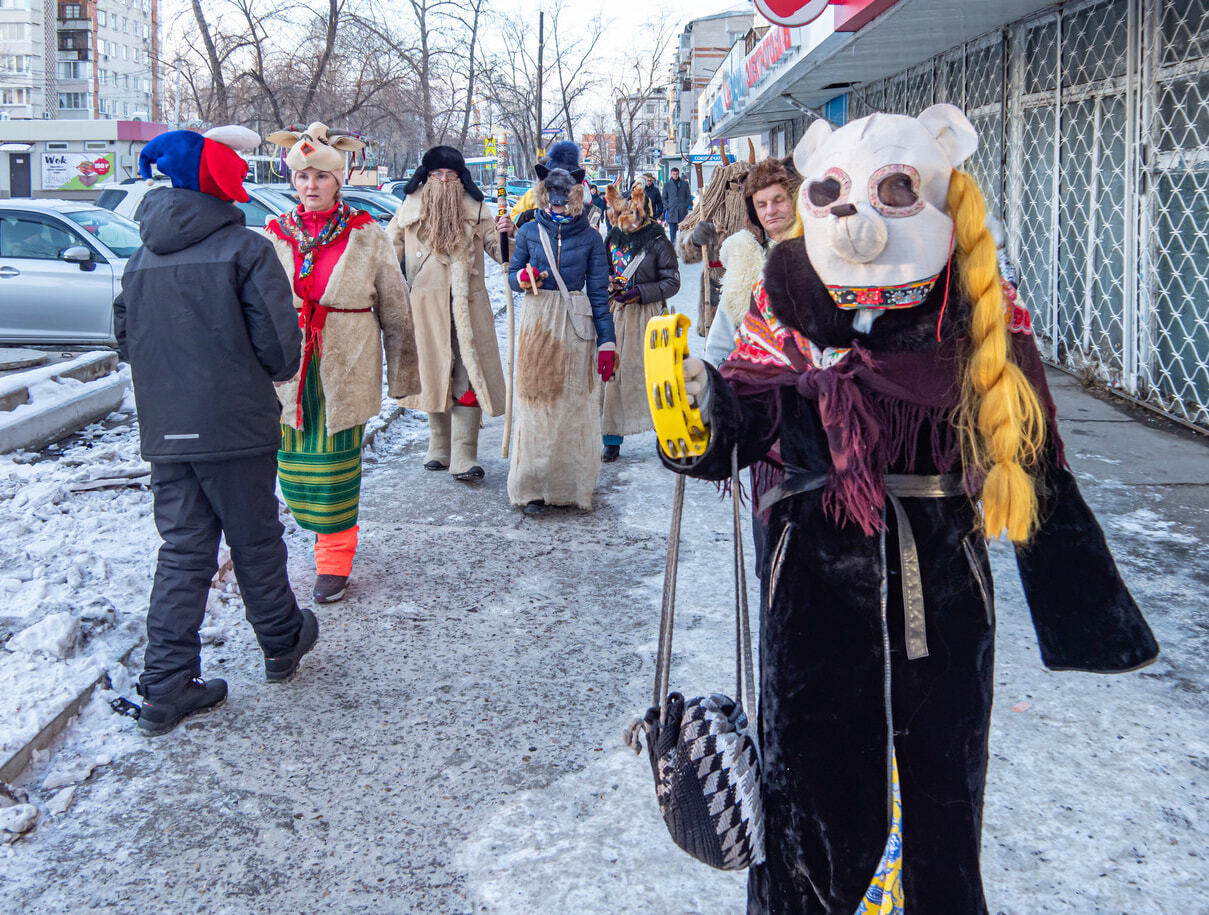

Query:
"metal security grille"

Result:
[[847, 0, 1209, 430]]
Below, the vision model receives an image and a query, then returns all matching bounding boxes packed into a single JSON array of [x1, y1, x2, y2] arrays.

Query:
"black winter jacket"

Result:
[[605, 222, 680, 306], [114, 188, 301, 462]]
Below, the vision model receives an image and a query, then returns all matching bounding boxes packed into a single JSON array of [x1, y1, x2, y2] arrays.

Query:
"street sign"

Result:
[[542, 128, 562, 137], [751, 0, 830, 27]]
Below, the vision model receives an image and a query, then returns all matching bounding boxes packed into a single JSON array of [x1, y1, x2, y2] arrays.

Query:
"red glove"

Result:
[[597, 349, 616, 382], [613, 287, 642, 305], [517, 265, 545, 292]]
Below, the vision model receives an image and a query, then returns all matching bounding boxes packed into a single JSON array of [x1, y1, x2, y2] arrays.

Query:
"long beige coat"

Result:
[[267, 221, 420, 436], [385, 192, 508, 416]]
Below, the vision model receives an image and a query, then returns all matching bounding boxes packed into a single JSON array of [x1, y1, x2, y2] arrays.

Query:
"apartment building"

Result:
[[669, 7, 756, 168], [0, 0, 158, 121]]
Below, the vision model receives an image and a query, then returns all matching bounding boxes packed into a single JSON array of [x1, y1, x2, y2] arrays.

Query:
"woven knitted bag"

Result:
[[625, 449, 764, 870]]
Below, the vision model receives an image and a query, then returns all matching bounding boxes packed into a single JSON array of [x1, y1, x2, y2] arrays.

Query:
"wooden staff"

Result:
[[497, 163, 517, 459]]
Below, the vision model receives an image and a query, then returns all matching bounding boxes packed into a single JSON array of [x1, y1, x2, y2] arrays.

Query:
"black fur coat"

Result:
[[662, 241, 1158, 914]]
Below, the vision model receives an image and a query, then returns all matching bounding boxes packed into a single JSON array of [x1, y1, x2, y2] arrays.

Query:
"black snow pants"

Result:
[[141, 452, 302, 696]]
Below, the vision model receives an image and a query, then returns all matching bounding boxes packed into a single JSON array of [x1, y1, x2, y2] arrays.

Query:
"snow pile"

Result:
[[5, 612, 80, 660]]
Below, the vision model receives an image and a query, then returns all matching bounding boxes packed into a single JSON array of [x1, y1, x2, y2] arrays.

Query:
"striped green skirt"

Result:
[[278, 357, 365, 534]]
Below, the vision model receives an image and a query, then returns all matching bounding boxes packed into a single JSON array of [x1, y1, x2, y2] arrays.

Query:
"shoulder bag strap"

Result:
[[537, 226, 572, 303], [652, 446, 757, 716], [619, 249, 647, 283]]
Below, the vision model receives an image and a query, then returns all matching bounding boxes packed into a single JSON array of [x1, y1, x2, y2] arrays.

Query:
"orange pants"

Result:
[[314, 525, 358, 576]]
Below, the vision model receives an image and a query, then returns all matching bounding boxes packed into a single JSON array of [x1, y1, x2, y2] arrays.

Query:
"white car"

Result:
[[0, 199, 141, 345], [95, 181, 296, 229]]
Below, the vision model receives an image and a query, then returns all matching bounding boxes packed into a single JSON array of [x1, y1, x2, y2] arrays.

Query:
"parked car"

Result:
[[379, 179, 410, 201], [270, 187, 399, 226], [506, 178, 533, 198], [340, 189, 400, 224], [95, 181, 296, 229], [0, 200, 141, 345]]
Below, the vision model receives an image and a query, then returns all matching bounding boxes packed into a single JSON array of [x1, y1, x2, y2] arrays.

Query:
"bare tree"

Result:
[[547, 0, 605, 144], [612, 16, 675, 185]]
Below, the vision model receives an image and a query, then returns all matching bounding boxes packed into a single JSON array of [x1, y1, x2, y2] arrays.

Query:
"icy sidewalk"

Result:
[[0, 382, 416, 786], [0, 261, 1206, 912]]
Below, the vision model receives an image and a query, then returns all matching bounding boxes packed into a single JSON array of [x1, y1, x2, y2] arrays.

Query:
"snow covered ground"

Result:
[[1, 257, 1207, 912]]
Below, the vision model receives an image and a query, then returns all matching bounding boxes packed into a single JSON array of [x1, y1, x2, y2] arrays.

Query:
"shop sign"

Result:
[[745, 26, 795, 89], [752, 0, 830, 27], [42, 153, 114, 190]]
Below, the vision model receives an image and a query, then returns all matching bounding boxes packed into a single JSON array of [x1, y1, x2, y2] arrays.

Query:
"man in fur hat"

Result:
[[704, 157, 800, 367], [386, 146, 513, 481]]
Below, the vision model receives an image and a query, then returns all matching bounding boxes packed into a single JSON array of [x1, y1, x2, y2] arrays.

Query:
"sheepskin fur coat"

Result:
[[267, 220, 420, 436], [386, 191, 508, 416]]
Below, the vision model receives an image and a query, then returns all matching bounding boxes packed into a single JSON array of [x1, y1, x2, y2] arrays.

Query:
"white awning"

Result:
[[713, 0, 1061, 135]]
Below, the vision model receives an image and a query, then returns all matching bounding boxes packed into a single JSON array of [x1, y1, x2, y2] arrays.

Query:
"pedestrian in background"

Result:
[[661, 167, 692, 246], [642, 172, 664, 223], [115, 126, 317, 735], [265, 122, 420, 604]]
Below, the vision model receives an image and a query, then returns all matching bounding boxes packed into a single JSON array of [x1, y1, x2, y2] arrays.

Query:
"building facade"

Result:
[[708, 0, 1209, 431], [615, 90, 670, 180], [670, 8, 756, 171], [0, 0, 158, 122]]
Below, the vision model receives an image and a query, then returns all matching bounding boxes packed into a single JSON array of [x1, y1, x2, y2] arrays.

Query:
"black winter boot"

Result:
[[601, 444, 621, 463], [265, 608, 319, 682], [137, 677, 228, 736]]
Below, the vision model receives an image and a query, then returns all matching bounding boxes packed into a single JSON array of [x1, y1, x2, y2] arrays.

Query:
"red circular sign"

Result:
[[92, 157, 111, 175], [752, 0, 830, 27]]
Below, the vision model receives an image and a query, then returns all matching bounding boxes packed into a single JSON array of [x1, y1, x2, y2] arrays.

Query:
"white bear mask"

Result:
[[793, 104, 979, 316]]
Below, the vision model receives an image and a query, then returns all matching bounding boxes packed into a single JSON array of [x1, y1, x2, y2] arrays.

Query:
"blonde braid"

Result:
[[949, 170, 1045, 543]]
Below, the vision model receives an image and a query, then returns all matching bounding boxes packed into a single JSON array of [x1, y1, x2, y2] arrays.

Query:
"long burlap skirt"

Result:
[[600, 298, 662, 438], [507, 289, 600, 510]]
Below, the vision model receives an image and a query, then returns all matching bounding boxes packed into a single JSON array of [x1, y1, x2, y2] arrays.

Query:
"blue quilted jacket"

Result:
[[508, 209, 615, 346]]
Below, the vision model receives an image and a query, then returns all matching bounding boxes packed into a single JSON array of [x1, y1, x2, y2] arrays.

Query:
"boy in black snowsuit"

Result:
[[114, 126, 318, 735]]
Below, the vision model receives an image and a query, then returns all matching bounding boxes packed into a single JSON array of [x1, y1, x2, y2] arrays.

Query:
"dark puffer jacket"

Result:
[[605, 221, 680, 305], [508, 209, 615, 346], [114, 187, 301, 462]]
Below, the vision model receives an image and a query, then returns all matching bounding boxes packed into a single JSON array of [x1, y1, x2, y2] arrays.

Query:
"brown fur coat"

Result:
[[267, 222, 420, 435]]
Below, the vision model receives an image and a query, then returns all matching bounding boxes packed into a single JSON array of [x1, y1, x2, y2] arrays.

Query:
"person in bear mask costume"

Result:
[[658, 104, 1159, 913]]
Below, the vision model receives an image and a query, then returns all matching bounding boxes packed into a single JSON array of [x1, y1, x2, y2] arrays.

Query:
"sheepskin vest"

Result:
[[267, 220, 420, 435]]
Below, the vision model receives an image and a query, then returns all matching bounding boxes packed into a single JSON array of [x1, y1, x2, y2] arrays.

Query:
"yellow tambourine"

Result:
[[644, 313, 710, 460]]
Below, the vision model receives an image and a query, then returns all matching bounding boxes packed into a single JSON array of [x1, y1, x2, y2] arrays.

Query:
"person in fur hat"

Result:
[[675, 154, 757, 336], [506, 140, 615, 514], [599, 180, 680, 462], [385, 146, 513, 482], [114, 126, 317, 734], [704, 157, 801, 367], [265, 122, 420, 604], [649, 105, 1158, 912]]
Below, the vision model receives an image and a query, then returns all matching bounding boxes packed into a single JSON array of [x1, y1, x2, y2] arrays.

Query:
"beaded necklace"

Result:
[[280, 202, 356, 279]]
